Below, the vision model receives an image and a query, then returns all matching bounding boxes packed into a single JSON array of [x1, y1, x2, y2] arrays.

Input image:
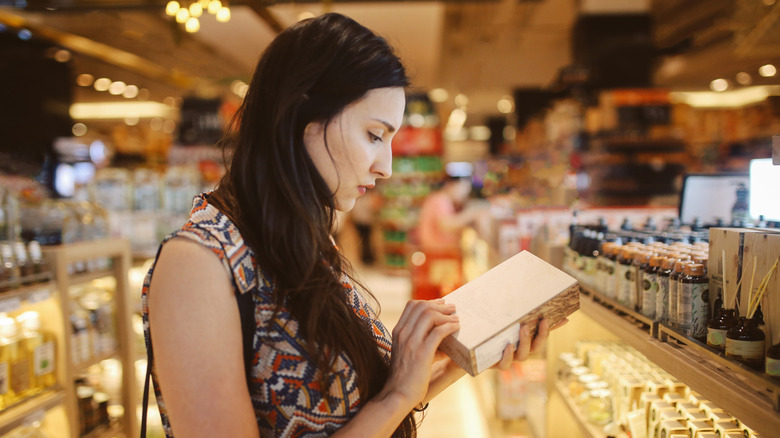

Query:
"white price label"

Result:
[[0, 298, 22, 314], [27, 288, 51, 304]]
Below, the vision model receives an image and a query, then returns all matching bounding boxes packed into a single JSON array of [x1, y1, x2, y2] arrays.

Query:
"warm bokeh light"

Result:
[[736, 72, 752, 85], [208, 0, 221, 14], [497, 96, 514, 114], [216, 7, 231, 22], [123, 85, 139, 99], [165, 1, 180, 16], [108, 81, 127, 96], [76, 73, 95, 87], [429, 88, 449, 103], [175, 7, 189, 24], [54, 49, 71, 63], [709, 78, 729, 92], [188, 2, 203, 18], [454, 94, 469, 108], [185, 17, 200, 33], [759, 64, 777, 77], [93, 77, 111, 92], [72, 123, 88, 137]]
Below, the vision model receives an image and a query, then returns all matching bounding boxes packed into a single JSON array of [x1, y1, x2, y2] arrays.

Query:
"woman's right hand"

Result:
[[382, 299, 460, 409]]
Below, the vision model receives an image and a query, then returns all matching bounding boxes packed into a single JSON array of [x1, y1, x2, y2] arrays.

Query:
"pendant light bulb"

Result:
[[199, 0, 210, 7], [208, 0, 222, 14], [175, 7, 190, 23], [165, 1, 180, 16], [216, 6, 231, 22], [185, 17, 200, 33], [189, 3, 203, 18]]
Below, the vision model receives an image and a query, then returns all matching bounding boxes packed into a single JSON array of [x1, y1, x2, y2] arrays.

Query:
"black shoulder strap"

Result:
[[140, 292, 256, 437]]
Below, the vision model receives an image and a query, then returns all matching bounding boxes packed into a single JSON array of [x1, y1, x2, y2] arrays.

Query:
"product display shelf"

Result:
[[0, 281, 54, 313], [553, 380, 627, 438], [45, 238, 137, 438], [82, 420, 122, 438], [0, 388, 66, 436], [578, 285, 780, 436]]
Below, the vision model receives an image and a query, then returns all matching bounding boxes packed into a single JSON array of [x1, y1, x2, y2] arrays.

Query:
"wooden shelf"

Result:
[[579, 287, 780, 435], [67, 269, 114, 288], [75, 349, 121, 374], [0, 389, 66, 436], [0, 282, 54, 312]]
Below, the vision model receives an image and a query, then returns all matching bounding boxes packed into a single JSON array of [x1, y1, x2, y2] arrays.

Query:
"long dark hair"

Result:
[[210, 13, 414, 436]]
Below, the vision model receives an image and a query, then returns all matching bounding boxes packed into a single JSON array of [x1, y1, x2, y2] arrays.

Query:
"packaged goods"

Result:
[[440, 250, 579, 375]]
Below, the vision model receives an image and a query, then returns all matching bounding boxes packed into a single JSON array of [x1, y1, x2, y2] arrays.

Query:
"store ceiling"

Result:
[[1, 0, 779, 129]]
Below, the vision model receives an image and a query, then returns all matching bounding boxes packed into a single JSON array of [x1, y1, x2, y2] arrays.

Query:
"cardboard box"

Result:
[[439, 250, 580, 376], [743, 232, 780, 348]]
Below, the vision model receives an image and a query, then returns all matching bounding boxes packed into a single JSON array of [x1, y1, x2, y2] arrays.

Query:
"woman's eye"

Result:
[[368, 132, 382, 143]]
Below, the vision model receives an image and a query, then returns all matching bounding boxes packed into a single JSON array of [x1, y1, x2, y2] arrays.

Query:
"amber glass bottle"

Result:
[[669, 260, 692, 329], [616, 247, 635, 307], [678, 263, 709, 340], [708, 307, 736, 352], [726, 317, 765, 370], [655, 257, 675, 324]]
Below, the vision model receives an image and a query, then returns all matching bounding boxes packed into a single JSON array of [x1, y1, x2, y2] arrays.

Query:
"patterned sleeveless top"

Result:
[[141, 193, 394, 437]]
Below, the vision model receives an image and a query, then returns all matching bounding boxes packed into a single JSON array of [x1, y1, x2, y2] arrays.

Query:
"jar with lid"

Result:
[[567, 366, 591, 396], [26, 241, 49, 281], [584, 388, 613, 426], [12, 241, 33, 283], [707, 307, 736, 352], [678, 263, 709, 340], [0, 243, 20, 291], [725, 317, 765, 370], [16, 311, 57, 393]]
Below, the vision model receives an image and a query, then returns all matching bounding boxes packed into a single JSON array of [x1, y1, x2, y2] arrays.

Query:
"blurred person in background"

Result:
[[350, 188, 381, 265]]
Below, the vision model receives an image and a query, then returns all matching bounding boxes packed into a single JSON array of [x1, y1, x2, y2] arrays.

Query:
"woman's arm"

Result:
[[148, 238, 260, 437], [333, 299, 460, 437]]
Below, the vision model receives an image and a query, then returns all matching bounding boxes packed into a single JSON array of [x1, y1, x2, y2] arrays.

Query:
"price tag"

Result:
[[0, 298, 22, 314], [27, 288, 52, 304]]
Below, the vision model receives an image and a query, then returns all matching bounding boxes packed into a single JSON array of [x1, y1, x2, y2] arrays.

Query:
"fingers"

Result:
[[529, 318, 549, 354], [514, 324, 532, 362], [393, 299, 457, 342], [496, 344, 514, 370]]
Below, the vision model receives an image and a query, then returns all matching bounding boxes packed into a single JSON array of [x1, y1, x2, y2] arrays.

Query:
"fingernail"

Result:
[[522, 325, 531, 335]]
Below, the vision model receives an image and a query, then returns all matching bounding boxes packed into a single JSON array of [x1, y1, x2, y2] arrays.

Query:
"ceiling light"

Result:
[[736, 72, 752, 85], [70, 102, 177, 120], [497, 96, 514, 114], [175, 8, 189, 24], [710, 78, 729, 92], [454, 94, 468, 108], [216, 7, 231, 22], [759, 64, 777, 77], [123, 85, 139, 99], [76, 74, 95, 87], [670, 86, 780, 108], [429, 88, 448, 103], [189, 2, 203, 17], [108, 81, 127, 95], [208, 0, 221, 14], [199, 0, 210, 7], [165, 1, 180, 16], [94, 78, 111, 92], [185, 17, 200, 33]]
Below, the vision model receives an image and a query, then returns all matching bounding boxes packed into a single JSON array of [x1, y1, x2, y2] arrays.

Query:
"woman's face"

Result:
[[304, 87, 405, 212]]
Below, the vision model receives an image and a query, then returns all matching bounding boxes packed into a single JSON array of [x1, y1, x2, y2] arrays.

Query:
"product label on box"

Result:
[[34, 342, 55, 376], [0, 362, 8, 395], [474, 322, 520, 374]]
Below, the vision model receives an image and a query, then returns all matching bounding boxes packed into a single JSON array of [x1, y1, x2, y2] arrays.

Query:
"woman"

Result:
[[143, 13, 549, 437]]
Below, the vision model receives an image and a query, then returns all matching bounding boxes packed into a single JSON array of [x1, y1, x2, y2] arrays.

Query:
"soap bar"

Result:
[[439, 250, 580, 375]]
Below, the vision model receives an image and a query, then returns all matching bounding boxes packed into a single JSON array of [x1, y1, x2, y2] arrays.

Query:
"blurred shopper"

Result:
[[142, 13, 551, 438], [414, 176, 484, 298]]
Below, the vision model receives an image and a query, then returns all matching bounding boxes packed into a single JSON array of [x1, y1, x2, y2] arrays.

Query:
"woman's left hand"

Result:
[[493, 317, 568, 370]]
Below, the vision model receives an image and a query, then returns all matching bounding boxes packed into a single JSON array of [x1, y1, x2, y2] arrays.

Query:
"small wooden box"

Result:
[[440, 250, 580, 376]]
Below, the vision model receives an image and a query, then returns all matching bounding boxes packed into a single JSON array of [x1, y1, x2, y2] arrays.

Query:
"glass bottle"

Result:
[[602, 242, 618, 299], [12, 242, 33, 284], [1, 315, 31, 401], [731, 183, 750, 225], [0, 243, 20, 291], [26, 241, 49, 282], [766, 341, 780, 378], [641, 255, 663, 319], [616, 247, 635, 307], [0, 316, 17, 409], [656, 257, 674, 324], [726, 317, 765, 370], [708, 307, 737, 352], [669, 259, 692, 330], [15, 311, 56, 392], [632, 251, 651, 313], [678, 263, 709, 340]]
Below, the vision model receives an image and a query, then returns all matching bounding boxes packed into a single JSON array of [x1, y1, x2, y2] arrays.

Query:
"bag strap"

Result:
[[139, 292, 255, 437]]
